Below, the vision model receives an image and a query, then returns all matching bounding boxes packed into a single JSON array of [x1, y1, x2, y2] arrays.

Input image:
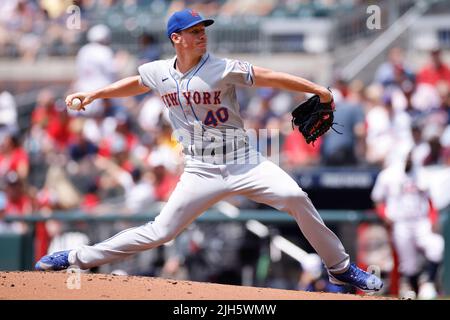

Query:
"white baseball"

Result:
[[69, 98, 82, 110]]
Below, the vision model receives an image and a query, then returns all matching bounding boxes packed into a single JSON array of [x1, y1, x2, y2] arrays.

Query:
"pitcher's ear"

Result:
[[171, 32, 181, 44]]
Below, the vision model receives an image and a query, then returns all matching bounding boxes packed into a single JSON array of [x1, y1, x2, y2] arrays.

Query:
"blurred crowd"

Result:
[[0, 0, 374, 61], [0, 0, 80, 61], [3, 43, 448, 216]]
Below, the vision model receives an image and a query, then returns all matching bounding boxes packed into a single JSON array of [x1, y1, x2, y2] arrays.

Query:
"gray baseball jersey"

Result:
[[138, 53, 253, 153]]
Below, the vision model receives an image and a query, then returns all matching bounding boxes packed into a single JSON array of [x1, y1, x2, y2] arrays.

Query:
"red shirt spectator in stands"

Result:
[[3, 171, 32, 217], [417, 48, 450, 87], [152, 165, 179, 202], [282, 129, 322, 169], [32, 89, 72, 150], [0, 132, 29, 180], [81, 178, 101, 213]]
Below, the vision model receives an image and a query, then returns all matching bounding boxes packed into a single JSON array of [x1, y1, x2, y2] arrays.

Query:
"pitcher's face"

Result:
[[173, 23, 207, 55]]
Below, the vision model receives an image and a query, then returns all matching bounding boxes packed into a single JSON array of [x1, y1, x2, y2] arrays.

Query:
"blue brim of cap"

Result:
[[178, 18, 214, 33]]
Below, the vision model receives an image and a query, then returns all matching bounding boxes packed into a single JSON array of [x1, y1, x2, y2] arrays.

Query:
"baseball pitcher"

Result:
[[35, 9, 383, 293]]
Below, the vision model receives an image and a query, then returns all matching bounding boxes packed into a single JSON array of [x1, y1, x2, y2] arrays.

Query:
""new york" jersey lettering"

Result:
[[162, 91, 221, 107]]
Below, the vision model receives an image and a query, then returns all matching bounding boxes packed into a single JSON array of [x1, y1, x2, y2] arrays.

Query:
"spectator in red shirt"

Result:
[[81, 177, 101, 213], [152, 164, 179, 202], [0, 131, 29, 180], [32, 89, 72, 150], [2, 171, 32, 234], [31, 89, 59, 128], [282, 130, 322, 170], [417, 48, 450, 87], [3, 171, 32, 216]]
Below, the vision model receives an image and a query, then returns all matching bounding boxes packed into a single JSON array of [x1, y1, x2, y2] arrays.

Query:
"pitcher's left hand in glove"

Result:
[[291, 89, 339, 145]]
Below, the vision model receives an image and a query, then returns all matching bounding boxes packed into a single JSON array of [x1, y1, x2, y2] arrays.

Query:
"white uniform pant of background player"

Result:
[[392, 219, 444, 276], [70, 151, 350, 273]]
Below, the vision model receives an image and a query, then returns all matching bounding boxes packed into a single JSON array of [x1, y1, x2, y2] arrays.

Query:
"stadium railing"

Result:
[[2, 208, 450, 295]]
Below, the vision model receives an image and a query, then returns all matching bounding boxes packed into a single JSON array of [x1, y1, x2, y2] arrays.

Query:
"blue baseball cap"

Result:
[[167, 9, 214, 38]]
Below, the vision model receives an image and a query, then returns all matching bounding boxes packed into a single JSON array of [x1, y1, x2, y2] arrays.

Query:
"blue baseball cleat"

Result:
[[328, 263, 384, 293], [35, 250, 71, 271]]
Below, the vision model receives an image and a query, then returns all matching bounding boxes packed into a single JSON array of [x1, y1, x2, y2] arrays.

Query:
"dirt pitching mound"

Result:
[[0, 271, 388, 300]]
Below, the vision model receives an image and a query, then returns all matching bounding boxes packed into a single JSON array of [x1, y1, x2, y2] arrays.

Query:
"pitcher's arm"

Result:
[[253, 66, 332, 103], [66, 75, 150, 109]]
